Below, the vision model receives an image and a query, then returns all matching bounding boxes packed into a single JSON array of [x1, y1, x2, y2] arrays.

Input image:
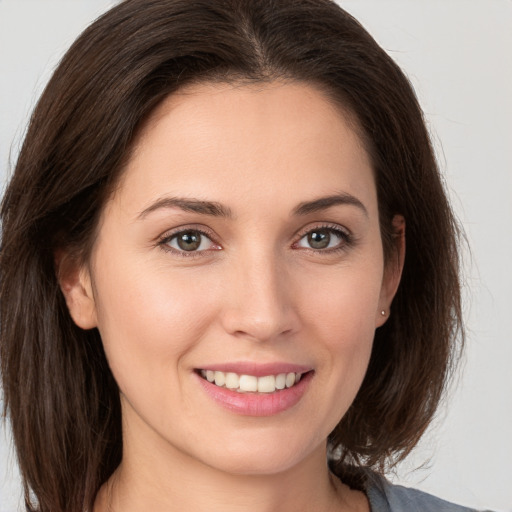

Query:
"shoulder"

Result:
[[363, 471, 486, 512]]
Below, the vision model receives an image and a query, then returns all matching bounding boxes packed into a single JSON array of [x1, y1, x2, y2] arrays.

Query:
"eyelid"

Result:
[[155, 222, 354, 257], [157, 224, 222, 256], [292, 222, 354, 252], [295, 222, 351, 238]]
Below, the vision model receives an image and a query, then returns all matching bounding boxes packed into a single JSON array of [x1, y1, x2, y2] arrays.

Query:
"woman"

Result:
[[0, 0, 480, 510]]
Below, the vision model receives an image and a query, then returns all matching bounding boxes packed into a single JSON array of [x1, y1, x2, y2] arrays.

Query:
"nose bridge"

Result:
[[221, 245, 298, 342]]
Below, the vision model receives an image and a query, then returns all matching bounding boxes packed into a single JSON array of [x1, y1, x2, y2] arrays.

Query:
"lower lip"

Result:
[[196, 371, 313, 416]]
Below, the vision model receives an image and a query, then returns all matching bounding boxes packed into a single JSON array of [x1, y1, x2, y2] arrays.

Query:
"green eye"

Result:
[[307, 229, 331, 249], [297, 227, 349, 251], [165, 230, 215, 252], [176, 231, 202, 251]]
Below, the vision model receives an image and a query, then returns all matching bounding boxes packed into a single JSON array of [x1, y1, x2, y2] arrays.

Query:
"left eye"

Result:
[[165, 230, 216, 252], [296, 228, 347, 250]]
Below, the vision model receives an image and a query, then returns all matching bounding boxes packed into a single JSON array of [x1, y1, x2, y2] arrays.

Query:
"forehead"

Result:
[[113, 80, 377, 219]]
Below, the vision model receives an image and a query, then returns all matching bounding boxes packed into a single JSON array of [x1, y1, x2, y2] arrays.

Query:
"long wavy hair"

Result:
[[0, 1, 463, 511]]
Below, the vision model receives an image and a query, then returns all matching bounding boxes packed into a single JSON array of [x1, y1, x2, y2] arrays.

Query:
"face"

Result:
[[63, 81, 401, 476]]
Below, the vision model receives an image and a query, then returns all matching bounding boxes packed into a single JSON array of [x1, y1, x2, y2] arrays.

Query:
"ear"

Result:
[[55, 250, 98, 330], [375, 215, 405, 327]]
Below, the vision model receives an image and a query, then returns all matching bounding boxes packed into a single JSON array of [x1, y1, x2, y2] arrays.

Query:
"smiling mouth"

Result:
[[197, 369, 311, 393]]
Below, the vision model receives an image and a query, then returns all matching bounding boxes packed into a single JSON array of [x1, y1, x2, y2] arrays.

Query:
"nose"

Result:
[[219, 250, 300, 343]]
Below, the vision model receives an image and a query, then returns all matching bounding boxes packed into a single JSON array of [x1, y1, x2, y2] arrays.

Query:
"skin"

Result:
[[60, 81, 404, 511]]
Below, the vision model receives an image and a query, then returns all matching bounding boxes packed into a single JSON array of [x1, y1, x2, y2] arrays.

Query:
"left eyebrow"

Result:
[[292, 193, 369, 218], [137, 196, 233, 219]]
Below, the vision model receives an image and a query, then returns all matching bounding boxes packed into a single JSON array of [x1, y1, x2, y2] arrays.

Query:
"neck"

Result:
[[93, 410, 369, 512], [94, 449, 368, 512]]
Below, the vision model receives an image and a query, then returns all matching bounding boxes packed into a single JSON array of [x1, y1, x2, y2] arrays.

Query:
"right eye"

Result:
[[161, 229, 219, 254], [294, 225, 352, 252]]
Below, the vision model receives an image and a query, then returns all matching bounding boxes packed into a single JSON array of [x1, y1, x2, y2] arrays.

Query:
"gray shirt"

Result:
[[365, 472, 488, 512]]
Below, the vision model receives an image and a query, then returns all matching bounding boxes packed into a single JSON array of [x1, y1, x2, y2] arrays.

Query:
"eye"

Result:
[[163, 229, 218, 253], [296, 227, 350, 251]]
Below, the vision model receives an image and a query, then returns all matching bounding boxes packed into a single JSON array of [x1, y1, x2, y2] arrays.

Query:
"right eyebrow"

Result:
[[292, 192, 368, 218], [137, 197, 233, 220]]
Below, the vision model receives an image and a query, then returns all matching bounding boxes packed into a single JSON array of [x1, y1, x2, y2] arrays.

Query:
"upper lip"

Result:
[[195, 362, 313, 377]]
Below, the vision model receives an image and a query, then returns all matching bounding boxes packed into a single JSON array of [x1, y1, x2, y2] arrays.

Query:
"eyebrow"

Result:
[[137, 197, 233, 219], [292, 193, 368, 217], [137, 192, 367, 220]]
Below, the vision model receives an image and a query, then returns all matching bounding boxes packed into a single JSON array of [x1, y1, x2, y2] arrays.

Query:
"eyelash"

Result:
[[158, 225, 220, 258], [293, 224, 354, 255], [157, 223, 354, 257]]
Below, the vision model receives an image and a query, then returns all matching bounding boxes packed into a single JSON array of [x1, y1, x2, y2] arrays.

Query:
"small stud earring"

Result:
[[380, 310, 386, 316]]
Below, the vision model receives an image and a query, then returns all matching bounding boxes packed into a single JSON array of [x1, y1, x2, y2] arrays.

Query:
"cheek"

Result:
[[299, 260, 383, 341], [90, 256, 219, 393], [296, 262, 383, 409]]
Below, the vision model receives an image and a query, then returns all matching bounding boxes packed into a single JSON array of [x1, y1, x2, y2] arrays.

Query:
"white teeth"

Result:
[[214, 371, 225, 387], [257, 375, 276, 393], [225, 372, 239, 389], [275, 373, 286, 390], [200, 370, 306, 393], [285, 372, 295, 388], [239, 375, 258, 392]]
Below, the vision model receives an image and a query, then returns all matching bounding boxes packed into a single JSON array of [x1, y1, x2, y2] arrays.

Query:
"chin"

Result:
[[208, 452, 305, 477], [197, 430, 325, 477]]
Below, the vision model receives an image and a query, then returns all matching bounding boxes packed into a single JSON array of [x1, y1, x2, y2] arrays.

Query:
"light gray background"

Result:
[[1, 1, 511, 510]]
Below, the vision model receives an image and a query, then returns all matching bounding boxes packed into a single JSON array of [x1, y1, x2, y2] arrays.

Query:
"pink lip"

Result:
[[197, 362, 312, 377], [195, 370, 314, 417]]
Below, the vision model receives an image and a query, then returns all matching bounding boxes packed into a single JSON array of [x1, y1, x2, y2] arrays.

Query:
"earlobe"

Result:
[[55, 251, 98, 330], [376, 215, 406, 327]]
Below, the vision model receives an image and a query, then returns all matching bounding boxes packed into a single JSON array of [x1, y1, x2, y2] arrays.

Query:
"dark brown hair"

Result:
[[0, 0, 463, 510]]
